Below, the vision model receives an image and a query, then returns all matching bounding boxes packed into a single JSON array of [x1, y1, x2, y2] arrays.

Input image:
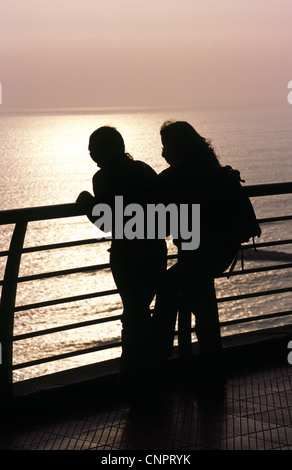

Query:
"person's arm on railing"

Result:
[[76, 191, 96, 224], [76, 169, 113, 229]]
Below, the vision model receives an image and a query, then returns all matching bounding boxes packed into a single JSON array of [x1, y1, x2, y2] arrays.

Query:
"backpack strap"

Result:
[[227, 238, 259, 279], [227, 244, 244, 278], [227, 250, 239, 278]]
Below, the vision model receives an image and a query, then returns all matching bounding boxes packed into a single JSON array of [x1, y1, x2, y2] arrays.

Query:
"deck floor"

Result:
[[1, 347, 291, 453]]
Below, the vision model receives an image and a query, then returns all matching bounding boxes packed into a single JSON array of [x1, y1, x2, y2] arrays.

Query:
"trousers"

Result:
[[110, 241, 167, 378], [153, 247, 237, 363]]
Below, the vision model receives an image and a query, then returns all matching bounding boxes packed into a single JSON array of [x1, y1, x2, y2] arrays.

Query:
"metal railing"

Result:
[[0, 182, 292, 398]]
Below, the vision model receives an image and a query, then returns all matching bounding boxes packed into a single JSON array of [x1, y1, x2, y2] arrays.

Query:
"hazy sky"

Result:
[[1, 0, 292, 111]]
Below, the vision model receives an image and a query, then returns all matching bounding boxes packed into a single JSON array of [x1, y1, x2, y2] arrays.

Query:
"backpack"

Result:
[[212, 165, 262, 275], [159, 163, 261, 275]]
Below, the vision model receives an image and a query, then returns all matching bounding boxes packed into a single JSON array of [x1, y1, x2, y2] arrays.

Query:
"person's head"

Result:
[[160, 120, 220, 168], [88, 126, 129, 168]]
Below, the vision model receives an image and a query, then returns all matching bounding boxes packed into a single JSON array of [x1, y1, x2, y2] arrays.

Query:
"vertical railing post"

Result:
[[0, 221, 27, 400]]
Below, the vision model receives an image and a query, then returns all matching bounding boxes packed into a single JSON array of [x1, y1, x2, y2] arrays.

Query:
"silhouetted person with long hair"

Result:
[[153, 120, 246, 394], [76, 126, 166, 397]]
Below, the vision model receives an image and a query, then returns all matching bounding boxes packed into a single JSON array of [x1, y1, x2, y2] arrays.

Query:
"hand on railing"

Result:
[[76, 191, 94, 209], [76, 191, 95, 223]]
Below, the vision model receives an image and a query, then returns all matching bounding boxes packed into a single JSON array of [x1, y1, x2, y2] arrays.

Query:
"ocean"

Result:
[[0, 104, 291, 381]]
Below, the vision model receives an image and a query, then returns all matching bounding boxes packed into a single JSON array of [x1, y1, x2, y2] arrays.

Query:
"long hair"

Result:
[[160, 120, 220, 168]]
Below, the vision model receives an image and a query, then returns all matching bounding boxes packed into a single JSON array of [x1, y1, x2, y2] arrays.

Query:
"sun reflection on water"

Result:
[[0, 109, 291, 381]]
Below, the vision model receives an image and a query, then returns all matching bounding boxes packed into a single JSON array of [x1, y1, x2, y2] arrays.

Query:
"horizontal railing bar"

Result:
[[1, 246, 291, 288], [258, 215, 292, 223], [14, 309, 292, 370], [241, 239, 292, 250], [220, 309, 292, 327], [11, 264, 292, 312], [1, 263, 111, 285], [217, 286, 292, 303], [0, 216, 290, 258], [12, 341, 122, 370], [1, 244, 291, 287], [14, 289, 119, 312], [13, 314, 122, 341], [0, 203, 81, 225], [14, 305, 292, 343], [1, 236, 292, 263], [0, 218, 290, 259], [2, 250, 289, 287], [178, 310, 292, 336], [0, 182, 291, 226], [216, 262, 292, 278], [21, 237, 112, 252], [245, 181, 292, 197], [0, 237, 112, 257], [14, 295, 292, 341]]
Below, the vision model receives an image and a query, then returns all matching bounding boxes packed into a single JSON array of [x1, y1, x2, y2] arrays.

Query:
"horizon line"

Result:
[[0, 102, 283, 117]]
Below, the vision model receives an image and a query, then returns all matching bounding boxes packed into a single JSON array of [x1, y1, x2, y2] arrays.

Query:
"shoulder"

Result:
[[158, 165, 185, 184], [158, 167, 174, 179], [92, 169, 111, 196], [92, 169, 104, 186], [131, 160, 157, 178]]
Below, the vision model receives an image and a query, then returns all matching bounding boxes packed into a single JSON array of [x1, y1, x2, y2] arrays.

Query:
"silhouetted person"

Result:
[[153, 121, 247, 393], [76, 126, 167, 395]]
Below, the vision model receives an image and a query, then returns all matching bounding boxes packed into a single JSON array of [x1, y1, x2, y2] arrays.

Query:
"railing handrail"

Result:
[[0, 203, 80, 225], [0, 181, 292, 225]]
